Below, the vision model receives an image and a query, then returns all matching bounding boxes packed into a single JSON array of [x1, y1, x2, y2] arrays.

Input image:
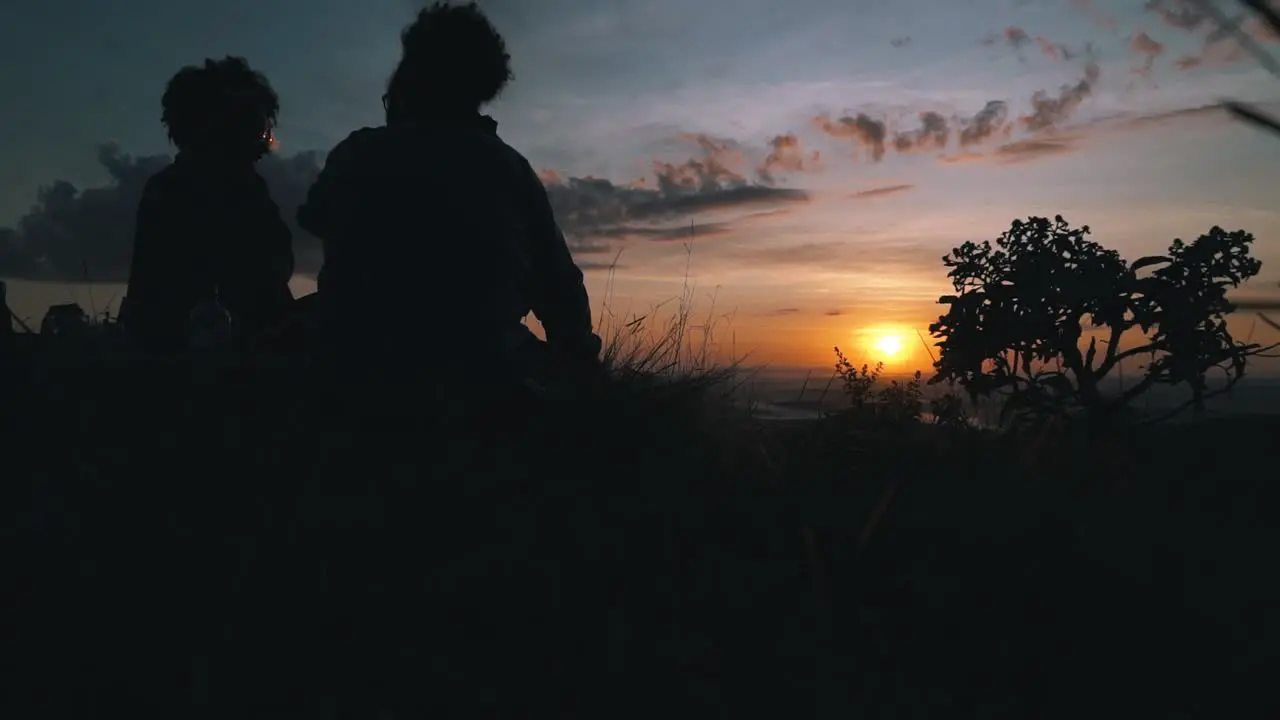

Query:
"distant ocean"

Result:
[[735, 369, 1280, 424]]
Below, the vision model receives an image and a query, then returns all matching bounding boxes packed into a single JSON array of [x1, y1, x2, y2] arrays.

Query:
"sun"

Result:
[[873, 334, 904, 357]]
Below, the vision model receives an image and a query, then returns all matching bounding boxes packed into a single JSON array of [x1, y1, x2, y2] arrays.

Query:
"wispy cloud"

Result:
[[1140, 0, 1280, 71], [812, 57, 1100, 165], [939, 103, 1228, 164], [850, 183, 916, 199], [1130, 31, 1166, 77], [757, 133, 823, 184], [990, 135, 1083, 163]]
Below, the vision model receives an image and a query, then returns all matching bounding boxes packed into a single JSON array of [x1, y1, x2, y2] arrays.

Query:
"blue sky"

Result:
[[3, 0, 1280, 369]]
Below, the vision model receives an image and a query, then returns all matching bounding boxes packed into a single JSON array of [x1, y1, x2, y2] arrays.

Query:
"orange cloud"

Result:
[[813, 112, 888, 161], [849, 183, 915, 199], [991, 135, 1082, 164], [1020, 62, 1100, 132], [1036, 36, 1064, 60], [1153, 0, 1280, 71], [758, 133, 822, 183]]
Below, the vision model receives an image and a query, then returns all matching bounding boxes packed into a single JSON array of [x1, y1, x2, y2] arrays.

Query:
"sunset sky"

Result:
[[3, 0, 1280, 373]]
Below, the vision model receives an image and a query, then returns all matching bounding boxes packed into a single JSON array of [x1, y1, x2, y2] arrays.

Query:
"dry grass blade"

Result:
[[1224, 101, 1280, 138], [1231, 297, 1280, 310], [1242, 0, 1280, 40], [1198, 0, 1280, 77]]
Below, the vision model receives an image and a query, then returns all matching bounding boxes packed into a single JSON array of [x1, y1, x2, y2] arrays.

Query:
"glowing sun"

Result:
[[873, 334, 904, 357]]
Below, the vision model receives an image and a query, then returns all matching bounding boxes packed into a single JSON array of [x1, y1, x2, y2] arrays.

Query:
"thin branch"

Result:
[[1137, 377, 1243, 425], [1196, 0, 1280, 80]]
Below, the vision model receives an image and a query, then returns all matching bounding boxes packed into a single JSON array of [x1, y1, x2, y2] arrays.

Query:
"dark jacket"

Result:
[[122, 153, 295, 352], [297, 114, 599, 370]]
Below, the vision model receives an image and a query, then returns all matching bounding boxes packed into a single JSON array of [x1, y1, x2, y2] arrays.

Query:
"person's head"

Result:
[[161, 56, 279, 162], [384, 2, 513, 123]]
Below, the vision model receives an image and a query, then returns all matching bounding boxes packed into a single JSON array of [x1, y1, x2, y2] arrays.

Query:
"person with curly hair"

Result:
[[298, 1, 601, 387], [121, 56, 295, 353]]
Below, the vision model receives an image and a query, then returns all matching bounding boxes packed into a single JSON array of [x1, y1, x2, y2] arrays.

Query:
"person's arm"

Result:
[[123, 176, 183, 351], [297, 128, 375, 245], [248, 173, 295, 294], [298, 129, 376, 310], [522, 160, 601, 361]]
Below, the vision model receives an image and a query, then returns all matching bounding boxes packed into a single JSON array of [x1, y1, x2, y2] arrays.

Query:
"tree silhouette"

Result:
[[928, 216, 1275, 425]]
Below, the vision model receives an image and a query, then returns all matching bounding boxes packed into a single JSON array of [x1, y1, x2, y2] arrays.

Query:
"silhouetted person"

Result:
[[298, 1, 601, 384], [120, 56, 294, 354]]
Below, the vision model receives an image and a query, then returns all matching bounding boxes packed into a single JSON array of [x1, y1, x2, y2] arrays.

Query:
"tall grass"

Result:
[[590, 242, 750, 401]]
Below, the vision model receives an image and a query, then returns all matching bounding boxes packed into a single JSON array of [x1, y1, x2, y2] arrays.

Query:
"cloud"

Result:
[[984, 23, 1092, 63], [893, 111, 952, 153], [849, 183, 915, 199], [713, 239, 945, 275], [813, 56, 1101, 164], [814, 101, 1012, 162], [938, 136, 1083, 165], [990, 135, 1083, 163], [757, 133, 822, 184], [813, 112, 889, 162], [890, 36, 913, 48], [0, 131, 809, 284], [1130, 31, 1166, 74], [1036, 36, 1066, 60], [0, 144, 324, 282], [824, 309, 843, 316], [591, 221, 733, 242], [958, 101, 1012, 146], [1020, 62, 1101, 132], [983, 26, 1033, 53], [943, 104, 1226, 164], [1144, 0, 1211, 32], [1172, 14, 1280, 69], [1146, 0, 1280, 70], [540, 136, 809, 250]]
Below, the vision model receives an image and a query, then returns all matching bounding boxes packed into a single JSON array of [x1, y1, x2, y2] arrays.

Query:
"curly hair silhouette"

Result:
[[161, 56, 279, 160], [385, 1, 514, 122]]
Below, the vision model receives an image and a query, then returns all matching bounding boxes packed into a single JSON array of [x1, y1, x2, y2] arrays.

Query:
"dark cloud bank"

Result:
[[0, 144, 325, 283], [0, 134, 811, 283]]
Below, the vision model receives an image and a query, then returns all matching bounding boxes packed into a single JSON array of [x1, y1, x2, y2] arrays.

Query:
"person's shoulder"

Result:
[[138, 161, 184, 204], [142, 161, 179, 188], [321, 126, 392, 172], [330, 126, 391, 156], [478, 134, 539, 180]]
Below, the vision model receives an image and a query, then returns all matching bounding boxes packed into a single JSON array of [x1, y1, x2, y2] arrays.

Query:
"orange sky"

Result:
[[5, 0, 1280, 377]]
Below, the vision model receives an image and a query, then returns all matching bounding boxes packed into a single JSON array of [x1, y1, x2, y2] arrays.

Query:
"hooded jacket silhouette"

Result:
[[298, 113, 600, 374]]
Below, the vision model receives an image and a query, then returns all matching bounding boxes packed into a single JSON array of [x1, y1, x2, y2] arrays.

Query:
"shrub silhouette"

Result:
[[928, 215, 1274, 425], [832, 348, 928, 424]]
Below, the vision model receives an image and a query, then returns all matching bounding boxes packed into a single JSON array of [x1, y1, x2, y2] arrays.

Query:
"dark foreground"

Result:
[[4, 342, 1280, 718]]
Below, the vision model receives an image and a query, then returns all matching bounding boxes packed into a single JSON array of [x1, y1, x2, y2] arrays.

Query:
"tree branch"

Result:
[[1096, 342, 1160, 377], [1136, 374, 1246, 425]]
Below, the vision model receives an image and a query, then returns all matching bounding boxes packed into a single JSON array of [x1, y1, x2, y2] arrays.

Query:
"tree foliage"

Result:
[[928, 215, 1274, 425]]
